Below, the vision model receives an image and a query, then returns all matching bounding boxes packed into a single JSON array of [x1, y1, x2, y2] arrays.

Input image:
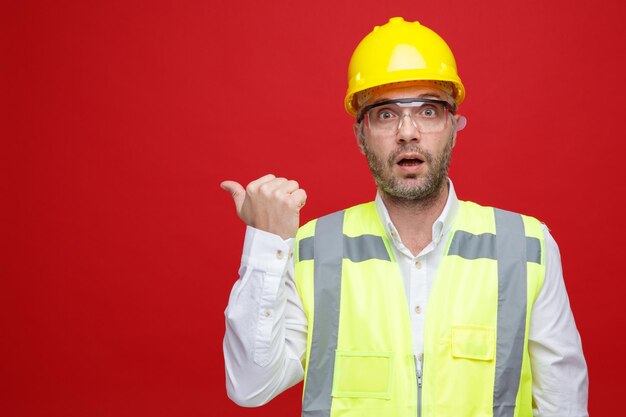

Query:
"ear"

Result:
[[353, 122, 366, 155], [454, 114, 467, 132], [452, 114, 467, 148]]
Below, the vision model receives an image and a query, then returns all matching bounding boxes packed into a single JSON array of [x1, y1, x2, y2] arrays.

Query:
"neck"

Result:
[[380, 180, 449, 256]]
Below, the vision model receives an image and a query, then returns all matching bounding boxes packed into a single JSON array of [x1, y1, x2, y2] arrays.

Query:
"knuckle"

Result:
[[259, 183, 272, 196], [289, 190, 306, 204]]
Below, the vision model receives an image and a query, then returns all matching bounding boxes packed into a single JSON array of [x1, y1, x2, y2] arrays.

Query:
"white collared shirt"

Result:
[[373, 183, 460, 367], [223, 180, 588, 416]]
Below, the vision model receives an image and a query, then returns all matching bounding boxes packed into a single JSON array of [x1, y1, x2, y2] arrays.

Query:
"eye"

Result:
[[373, 107, 399, 121], [419, 105, 440, 118]]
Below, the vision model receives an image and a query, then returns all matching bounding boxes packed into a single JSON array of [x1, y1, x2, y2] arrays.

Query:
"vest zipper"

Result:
[[416, 355, 423, 417]]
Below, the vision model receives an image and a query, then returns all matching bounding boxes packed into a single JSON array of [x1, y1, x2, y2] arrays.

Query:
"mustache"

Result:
[[387, 144, 433, 166]]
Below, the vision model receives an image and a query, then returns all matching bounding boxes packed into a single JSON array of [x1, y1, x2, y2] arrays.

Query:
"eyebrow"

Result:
[[418, 93, 445, 99], [371, 92, 445, 104]]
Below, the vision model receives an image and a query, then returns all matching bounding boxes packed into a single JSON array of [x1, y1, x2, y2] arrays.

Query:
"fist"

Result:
[[220, 174, 307, 240]]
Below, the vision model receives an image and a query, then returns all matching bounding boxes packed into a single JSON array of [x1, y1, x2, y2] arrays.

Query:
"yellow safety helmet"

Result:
[[345, 17, 465, 117]]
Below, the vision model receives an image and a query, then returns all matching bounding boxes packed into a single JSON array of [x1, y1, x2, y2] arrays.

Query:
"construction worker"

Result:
[[221, 17, 588, 417]]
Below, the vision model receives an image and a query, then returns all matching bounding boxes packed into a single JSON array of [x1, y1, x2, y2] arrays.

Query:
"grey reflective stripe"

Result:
[[299, 235, 390, 263], [449, 231, 541, 264], [493, 208, 527, 417], [449, 231, 496, 260], [526, 237, 541, 264], [299, 237, 314, 261], [344, 235, 390, 262], [302, 211, 345, 417]]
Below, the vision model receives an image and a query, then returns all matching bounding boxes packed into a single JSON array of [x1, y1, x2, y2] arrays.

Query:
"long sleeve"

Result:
[[223, 226, 308, 407], [529, 227, 588, 417]]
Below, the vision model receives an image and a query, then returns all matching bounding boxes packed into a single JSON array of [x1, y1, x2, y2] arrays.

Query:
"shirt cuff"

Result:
[[241, 226, 295, 276]]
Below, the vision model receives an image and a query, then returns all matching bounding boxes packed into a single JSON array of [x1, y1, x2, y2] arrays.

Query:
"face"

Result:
[[354, 82, 461, 203]]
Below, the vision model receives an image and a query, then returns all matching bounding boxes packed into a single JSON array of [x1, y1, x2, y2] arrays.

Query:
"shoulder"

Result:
[[458, 200, 545, 239], [459, 200, 542, 221], [296, 201, 376, 240]]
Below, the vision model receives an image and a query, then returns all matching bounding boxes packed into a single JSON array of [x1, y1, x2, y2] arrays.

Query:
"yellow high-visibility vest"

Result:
[[294, 200, 545, 417]]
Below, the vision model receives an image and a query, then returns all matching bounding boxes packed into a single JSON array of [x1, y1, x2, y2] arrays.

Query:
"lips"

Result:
[[398, 158, 423, 166], [395, 153, 425, 166]]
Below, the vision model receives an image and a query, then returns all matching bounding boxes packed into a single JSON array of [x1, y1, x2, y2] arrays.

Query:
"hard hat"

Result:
[[345, 17, 465, 117]]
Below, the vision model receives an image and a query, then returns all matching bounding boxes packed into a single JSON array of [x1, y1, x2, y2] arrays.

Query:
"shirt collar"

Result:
[[374, 179, 460, 247]]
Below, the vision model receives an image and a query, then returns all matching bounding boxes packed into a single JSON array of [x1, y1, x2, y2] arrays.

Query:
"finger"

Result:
[[246, 174, 277, 192], [289, 188, 307, 209], [257, 177, 288, 195], [220, 180, 246, 212], [276, 179, 300, 195]]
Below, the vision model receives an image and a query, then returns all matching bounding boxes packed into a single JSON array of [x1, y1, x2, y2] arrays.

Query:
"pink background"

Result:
[[3, 0, 624, 415]]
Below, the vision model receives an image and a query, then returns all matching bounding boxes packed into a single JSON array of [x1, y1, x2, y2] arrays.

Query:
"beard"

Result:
[[362, 135, 454, 205]]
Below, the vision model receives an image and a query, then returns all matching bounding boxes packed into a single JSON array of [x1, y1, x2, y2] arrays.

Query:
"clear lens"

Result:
[[364, 100, 450, 134]]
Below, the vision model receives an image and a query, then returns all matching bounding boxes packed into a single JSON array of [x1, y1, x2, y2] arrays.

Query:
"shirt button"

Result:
[[263, 310, 272, 318], [289, 250, 293, 259], [414, 305, 422, 314], [390, 230, 398, 239], [417, 353, 424, 362], [414, 260, 422, 269], [276, 250, 284, 260]]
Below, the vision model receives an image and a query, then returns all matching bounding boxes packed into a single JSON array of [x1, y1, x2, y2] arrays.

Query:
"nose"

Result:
[[396, 113, 420, 142]]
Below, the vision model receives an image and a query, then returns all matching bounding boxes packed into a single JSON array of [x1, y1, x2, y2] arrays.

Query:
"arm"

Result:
[[223, 226, 307, 406], [529, 226, 588, 417], [221, 175, 308, 406]]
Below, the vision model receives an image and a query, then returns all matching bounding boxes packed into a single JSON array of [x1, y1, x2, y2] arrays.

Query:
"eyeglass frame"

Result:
[[356, 98, 458, 129]]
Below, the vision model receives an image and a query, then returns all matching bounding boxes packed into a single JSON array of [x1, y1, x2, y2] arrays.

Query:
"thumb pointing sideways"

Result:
[[220, 180, 246, 213]]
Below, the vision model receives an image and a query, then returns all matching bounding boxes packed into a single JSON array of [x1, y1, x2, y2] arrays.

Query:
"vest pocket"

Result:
[[331, 351, 392, 399], [451, 325, 495, 361]]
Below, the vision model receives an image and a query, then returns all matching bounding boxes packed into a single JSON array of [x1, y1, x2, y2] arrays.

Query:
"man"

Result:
[[221, 17, 588, 417]]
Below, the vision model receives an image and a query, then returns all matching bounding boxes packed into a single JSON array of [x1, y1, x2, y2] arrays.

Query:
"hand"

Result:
[[220, 174, 307, 240]]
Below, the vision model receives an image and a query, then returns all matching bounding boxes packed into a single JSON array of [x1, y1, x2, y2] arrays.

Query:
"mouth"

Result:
[[397, 158, 424, 166], [395, 153, 425, 167]]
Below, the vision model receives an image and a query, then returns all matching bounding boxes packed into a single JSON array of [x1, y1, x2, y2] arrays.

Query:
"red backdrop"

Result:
[[2, 0, 624, 415]]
